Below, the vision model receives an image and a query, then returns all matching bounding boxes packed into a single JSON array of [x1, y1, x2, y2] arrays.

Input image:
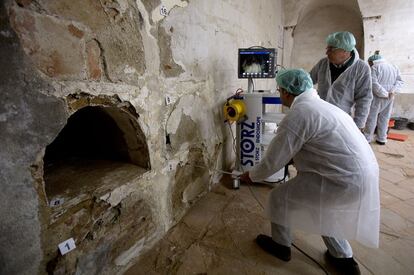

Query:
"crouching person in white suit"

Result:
[[241, 69, 380, 275]]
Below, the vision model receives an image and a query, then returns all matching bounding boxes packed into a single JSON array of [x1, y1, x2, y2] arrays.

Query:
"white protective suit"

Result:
[[310, 49, 373, 129], [364, 60, 404, 143], [249, 89, 380, 248]]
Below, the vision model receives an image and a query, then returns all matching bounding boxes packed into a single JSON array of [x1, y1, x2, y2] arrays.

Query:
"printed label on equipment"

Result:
[[240, 121, 255, 166]]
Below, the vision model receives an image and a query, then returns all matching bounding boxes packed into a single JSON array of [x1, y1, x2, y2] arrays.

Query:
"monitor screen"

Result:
[[238, 48, 276, 79]]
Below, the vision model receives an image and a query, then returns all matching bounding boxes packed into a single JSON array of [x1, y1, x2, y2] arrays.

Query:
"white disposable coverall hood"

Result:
[[310, 49, 373, 129], [249, 89, 380, 248]]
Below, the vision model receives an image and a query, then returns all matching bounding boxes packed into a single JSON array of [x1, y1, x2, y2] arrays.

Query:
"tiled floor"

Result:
[[125, 129, 414, 275]]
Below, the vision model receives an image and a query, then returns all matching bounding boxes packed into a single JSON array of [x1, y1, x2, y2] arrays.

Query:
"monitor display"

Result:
[[238, 48, 276, 79]]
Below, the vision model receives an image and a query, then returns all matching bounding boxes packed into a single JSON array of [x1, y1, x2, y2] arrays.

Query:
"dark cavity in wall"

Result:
[[44, 106, 129, 165], [43, 104, 150, 200]]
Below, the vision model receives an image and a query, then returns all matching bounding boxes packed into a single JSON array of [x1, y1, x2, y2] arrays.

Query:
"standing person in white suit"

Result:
[[364, 51, 404, 145], [310, 31, 373, 131], [241, 69, 380, 275]]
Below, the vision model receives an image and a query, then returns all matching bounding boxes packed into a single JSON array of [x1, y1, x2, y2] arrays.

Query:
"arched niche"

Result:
[[43, 101, 150, 201], [290, 2, 364, 71]]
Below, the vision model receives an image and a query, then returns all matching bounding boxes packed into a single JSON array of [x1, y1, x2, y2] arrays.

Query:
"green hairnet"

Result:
[[368, 53, 383, 62], [326, 31, 356, 52], [276, 69, 313, 95]]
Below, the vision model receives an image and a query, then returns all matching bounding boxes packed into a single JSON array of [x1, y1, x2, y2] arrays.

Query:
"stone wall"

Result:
[[393, 93, 414, 120], [360, 0, 414, 93], [0, 0, 283, 274], [359, 0, 414, 118]]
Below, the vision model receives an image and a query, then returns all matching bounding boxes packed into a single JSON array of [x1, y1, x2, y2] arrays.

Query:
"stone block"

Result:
[[39, 0, 109, 31], [10, 5, 86, 79], [97, 25, 145, 83], [33, 0, 146, 83]]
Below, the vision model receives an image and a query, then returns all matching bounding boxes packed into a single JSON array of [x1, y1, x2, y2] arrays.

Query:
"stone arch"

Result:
[[42, 93, 150, 201], [286, 0, 364, 71]]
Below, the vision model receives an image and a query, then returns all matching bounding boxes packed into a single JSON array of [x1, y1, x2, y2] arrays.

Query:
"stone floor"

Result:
[[125, 129, 414, 275]]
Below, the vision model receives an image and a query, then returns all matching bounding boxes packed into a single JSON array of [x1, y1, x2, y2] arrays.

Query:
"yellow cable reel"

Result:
[[223, 99, 246, 122]]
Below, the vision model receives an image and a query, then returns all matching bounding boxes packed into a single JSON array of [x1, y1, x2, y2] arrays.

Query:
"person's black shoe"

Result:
[[325, 251, 361, 275], [255, 234, 291, 261], [375, 140, 386, 145]]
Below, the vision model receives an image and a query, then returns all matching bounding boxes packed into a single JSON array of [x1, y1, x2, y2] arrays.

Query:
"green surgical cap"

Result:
[[368, 54, 383, 62], [276, 69, 313, 95], [326, 31, 356, 52]]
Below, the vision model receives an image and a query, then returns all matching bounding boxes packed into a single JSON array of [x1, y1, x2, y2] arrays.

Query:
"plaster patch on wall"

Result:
[[100, 184, 134, 207], [141, 0, 162, 17], [166, 93, 214, 135], [151, 0, 188, 23], [116, 0, 130, 16], [164, 82, 221, 162], [124, 65, 137, 74], [115, 237, 145, 266], [166, 104, 182, 135], [163, 19, 211, 79], [171, 147, 208, 221], [129, 85, 150, 110], [50, 81, 147, 110], [180, 94, 219, 142], [158, 25, 184, 77], [147, 173, 173, 230], [135, 0, 161, 74], [182, 173, 209, 203]]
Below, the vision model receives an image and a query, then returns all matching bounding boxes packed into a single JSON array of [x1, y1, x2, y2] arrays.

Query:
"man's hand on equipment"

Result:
[[240, 172, 253, 184]]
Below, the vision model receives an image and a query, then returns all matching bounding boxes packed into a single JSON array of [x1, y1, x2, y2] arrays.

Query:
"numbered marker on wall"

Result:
[[160, 5, 168, 16], [58, 238, 76, 255], [165, 95, 172, 105], [50, 198, 64, 207]]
